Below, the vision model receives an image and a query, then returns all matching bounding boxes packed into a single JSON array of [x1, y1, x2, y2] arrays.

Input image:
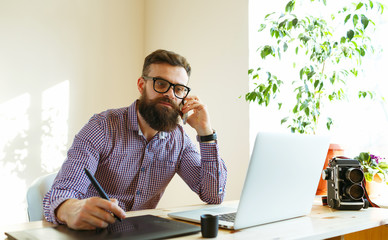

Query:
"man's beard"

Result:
[[138, 91, 181, 132]]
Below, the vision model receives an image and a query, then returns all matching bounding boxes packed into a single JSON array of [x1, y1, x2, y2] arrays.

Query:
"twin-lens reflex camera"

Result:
[[322, 157, 369, 210]]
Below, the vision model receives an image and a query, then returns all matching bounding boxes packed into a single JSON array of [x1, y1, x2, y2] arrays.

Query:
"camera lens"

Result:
[[345, 184, 364, 200], [345, 168, 364, 183]]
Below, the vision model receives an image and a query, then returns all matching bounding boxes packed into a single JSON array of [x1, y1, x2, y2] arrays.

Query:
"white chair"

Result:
[[26, 172, 58, 221]]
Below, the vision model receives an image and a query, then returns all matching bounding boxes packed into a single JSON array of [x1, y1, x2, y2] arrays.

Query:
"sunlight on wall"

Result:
[[0, 93, 30, 162], [0, 93, 30, 225], [0, 81, 69, 224], [41, 81, 69, 172]]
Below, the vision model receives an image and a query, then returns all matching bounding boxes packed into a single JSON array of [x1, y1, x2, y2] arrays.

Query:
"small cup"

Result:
[[200, 214, 219, 238]]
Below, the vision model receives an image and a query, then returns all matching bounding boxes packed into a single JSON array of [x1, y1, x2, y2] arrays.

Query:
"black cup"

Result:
[[200, 214, 219, 238]]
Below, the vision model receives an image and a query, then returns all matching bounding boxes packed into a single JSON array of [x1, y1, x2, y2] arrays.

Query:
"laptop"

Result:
[[5, 215, 200, 240], [168, 132, 330, 230]]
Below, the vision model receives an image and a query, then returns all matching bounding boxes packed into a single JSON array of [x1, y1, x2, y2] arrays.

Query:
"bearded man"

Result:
[[43, 49, 227, 230]]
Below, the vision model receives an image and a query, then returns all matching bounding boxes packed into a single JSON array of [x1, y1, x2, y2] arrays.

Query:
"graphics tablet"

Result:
[[5, 214, 200, 240]]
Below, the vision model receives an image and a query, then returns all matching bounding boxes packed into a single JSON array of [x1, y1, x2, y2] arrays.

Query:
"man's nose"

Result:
[[164, 86, 176, 99]]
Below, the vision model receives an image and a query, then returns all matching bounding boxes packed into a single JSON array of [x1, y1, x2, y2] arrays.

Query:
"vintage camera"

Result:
[[322, 157, 368, 210]]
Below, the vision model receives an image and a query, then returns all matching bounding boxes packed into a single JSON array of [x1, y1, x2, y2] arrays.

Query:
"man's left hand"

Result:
[[181, 96, 213, 136]]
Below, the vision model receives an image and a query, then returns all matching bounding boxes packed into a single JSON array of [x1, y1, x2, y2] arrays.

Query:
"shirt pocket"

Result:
[[152, 155, 177, 170], [148, 154, 177, 188]]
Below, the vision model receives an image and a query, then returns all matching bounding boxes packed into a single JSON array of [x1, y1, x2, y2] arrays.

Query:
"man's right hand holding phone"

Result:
[[180, 95, 214, 140]]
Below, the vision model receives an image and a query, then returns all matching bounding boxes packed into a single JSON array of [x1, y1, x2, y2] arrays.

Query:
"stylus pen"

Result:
[[84, 168, 122, 222]]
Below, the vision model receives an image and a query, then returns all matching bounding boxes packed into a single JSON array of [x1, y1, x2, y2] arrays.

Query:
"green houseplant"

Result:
[[246, 0, 384, 134], [355, 152, 388, 184], [355, 152, 388, 197]]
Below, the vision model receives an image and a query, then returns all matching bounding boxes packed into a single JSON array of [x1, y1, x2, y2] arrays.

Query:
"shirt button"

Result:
[[136, 190, 141, 195], [141, 167, 145, 172]]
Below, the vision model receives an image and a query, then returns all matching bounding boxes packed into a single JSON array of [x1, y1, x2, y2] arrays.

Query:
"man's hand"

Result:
[[56, 197, 126, 230], [181, 96, 213, 137]]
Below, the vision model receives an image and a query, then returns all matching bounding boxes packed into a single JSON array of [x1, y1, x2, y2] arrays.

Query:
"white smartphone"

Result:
[[180, 100, 188, 124]]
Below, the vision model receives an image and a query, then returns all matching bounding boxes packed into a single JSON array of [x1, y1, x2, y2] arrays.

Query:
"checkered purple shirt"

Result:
[[43, 101, 227, 224]]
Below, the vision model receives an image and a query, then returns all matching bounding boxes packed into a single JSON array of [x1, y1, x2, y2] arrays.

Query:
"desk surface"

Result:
[[2, 197, 388, 240]]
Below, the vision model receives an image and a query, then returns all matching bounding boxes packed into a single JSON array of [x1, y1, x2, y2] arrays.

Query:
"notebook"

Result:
[[5, 215, 200, 240], [168, 132, 330, 230]]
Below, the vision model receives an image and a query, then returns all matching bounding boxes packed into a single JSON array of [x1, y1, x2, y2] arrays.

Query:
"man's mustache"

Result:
[[155, 97, 180, 112]]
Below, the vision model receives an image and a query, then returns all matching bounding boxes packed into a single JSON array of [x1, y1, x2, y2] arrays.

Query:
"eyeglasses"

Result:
[[142, 76, 191, 99]]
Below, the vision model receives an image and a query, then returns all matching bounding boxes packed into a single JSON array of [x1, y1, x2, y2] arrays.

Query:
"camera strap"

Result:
[[361, 179, 380, 208]]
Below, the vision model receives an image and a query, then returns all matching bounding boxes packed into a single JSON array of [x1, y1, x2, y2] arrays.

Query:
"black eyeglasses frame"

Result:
[[142, 76, 191, 99]]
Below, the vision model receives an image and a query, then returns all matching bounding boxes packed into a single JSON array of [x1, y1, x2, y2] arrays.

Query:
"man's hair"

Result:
[[142, 49, 191, 77]]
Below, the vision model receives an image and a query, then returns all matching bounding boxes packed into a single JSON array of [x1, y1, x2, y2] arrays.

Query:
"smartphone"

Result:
[[180, 100, 188, 125]]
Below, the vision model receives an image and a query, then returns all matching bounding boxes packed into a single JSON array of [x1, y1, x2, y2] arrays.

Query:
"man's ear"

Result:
[[137, 77, 145, 94]]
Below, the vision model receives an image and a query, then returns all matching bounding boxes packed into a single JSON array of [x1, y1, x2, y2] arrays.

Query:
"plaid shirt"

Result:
[[43, 101, 227, 224]]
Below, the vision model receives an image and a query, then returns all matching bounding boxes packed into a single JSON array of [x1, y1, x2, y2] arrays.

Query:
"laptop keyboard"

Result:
[[218, 212, 237, 223]]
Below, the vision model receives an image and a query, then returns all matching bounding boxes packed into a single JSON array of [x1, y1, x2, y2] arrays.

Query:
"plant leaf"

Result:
[[261, 45, 273, 59], [379, 161, 388, 168], [293, 104, 298, 113], [360, 47, 365, 56], [326, 117, 333, 130], [314, 80, 319, 89], [279, 19, 288, 29], [281, 117, 288, 124], [267, 71, 272, 80], [356, 2, 363, 10], [353, 14, 359, 27], [258, 24, 266, 32], [292, 18, 298, 27], [304, 107, 310, 116], [347, 30, 355, 41], [344, 14, 351, 24], [285, 0, 295, 13], [361, 14, 369, 29], [283, 42, 288, 52], [273, 84, 278, 93], [299, 68, 304, 80], [364, 172, 373, 182], [264, 12, 275, 19]]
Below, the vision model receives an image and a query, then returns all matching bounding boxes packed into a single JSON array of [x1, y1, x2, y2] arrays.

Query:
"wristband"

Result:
[[196, 130, 217, 142]]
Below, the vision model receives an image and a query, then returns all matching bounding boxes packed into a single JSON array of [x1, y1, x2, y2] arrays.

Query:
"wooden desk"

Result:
[[2, 198, 388, 240]]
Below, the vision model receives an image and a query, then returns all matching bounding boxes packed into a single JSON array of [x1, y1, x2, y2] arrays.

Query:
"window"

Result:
[[249, 0, 388, 157]]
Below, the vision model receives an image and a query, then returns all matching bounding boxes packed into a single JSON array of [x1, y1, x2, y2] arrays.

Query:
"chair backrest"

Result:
[[26, 172, 57, 221]]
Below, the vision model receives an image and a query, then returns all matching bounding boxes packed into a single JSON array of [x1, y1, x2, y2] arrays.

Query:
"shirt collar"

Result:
[[137, 128, 167, 139]]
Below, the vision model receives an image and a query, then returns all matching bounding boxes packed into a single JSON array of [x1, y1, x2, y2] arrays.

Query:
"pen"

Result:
[[84, 168, 122, 222]]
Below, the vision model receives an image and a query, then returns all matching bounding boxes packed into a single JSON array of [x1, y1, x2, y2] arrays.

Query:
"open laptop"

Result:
[[168, 132, 330, 230]]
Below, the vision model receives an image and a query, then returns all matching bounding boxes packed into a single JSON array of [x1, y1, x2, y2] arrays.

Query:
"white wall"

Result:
[[0, 0, 144, 224], [0, 0, 249, 224]]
